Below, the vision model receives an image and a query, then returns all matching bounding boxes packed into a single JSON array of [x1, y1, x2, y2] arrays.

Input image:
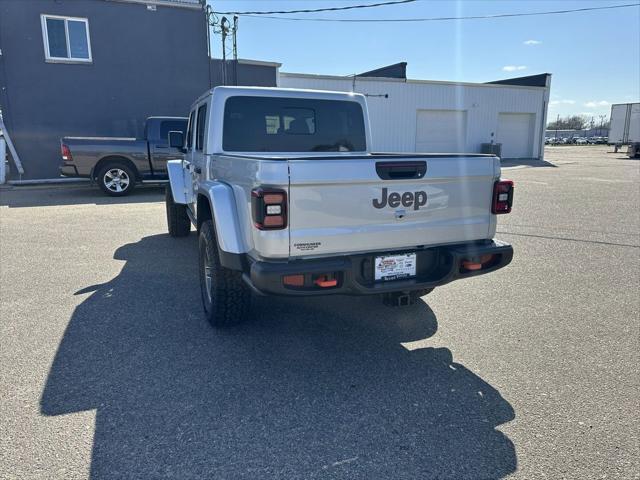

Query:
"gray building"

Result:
[[0, 0, 278, 179]]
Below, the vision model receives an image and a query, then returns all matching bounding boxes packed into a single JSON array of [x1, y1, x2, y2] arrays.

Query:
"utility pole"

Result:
[[206, 6, 239, 86], [231, 15, 238, 86], [232, 15, 238, 61], [555, 114, 559, 142], [220, 16, 228, 84]]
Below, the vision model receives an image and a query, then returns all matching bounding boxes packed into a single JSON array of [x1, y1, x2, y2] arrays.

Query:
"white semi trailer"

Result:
[[609, 103, 640, 158]]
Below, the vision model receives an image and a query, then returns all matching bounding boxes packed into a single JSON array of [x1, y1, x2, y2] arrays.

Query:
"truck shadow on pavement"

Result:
[[0, 185, 163, 208], [40, 234, 517, 479]]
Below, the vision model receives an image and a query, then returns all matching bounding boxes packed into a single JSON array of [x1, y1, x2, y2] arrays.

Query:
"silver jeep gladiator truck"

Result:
[[165, 87, 514, 327]]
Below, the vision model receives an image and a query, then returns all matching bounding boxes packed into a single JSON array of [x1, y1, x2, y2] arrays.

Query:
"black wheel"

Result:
[[97, 162, 136, 196], [165, 187, 191, 237], [199, 219, 251, 327]]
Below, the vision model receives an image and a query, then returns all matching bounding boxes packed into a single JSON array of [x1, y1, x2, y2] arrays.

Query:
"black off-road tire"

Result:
[[199, 219, 251, 327], [165, 187, 191, 237], [97, 162, 136, 197]]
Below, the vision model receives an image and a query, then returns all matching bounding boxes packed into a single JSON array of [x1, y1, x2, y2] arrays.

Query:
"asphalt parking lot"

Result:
[[1, 145, 638, 479]]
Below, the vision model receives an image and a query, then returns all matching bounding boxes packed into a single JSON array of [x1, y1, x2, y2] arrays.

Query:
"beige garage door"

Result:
[[497, 113, 535, 158], [415, 110, 467, 153]]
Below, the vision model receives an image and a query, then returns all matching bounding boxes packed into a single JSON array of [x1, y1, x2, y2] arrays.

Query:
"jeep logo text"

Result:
[[372, 187, 427, 210]]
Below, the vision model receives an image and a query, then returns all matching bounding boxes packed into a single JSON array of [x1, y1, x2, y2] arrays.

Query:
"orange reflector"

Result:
[[314, 275, 338, 288], [462, 261, 483, 271], [461, 254, 498, 272], [283, 274, 305, 287]]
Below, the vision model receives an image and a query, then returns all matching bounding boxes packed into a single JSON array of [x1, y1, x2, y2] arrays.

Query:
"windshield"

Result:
[[222, 96, 366, 152]]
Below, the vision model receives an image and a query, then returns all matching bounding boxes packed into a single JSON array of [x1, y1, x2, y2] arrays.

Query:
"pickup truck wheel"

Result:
[[165, 187, 190, 237], [97, 163, 136, 196], [199, 220, 251, 327]]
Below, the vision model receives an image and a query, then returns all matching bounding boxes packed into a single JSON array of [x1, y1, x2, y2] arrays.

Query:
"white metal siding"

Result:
[[415, 110, 467, 153], [497, 113, 534, 158], [609, 103, 640, 144], [279, 73, 548, 159]]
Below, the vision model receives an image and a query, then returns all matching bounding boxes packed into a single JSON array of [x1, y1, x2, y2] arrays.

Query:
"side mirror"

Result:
[[168, 131, 185, 151]]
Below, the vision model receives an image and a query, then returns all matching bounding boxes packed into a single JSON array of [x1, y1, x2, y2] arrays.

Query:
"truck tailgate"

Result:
[[288, 155, 498, 257]]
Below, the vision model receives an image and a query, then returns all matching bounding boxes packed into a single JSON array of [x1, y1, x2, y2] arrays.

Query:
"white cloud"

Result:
[[502, 65, 527, 72], [584, 100, 610, 108], [524, 40, 542, 45], [550, 99, 576, 106]]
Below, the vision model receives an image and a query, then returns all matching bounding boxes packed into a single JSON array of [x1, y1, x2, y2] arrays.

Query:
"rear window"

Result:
[[223, 96, 366, 152], [159, 120, 187, 143]]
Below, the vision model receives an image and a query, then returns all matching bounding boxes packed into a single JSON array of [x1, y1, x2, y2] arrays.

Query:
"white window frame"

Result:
[[40, 14, 92, 63]]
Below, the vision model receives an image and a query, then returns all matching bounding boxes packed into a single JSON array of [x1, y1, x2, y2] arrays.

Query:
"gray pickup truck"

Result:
[[60, 116, 187, 196]]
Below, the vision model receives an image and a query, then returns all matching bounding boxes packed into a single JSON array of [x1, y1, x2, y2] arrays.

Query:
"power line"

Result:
[[239, 3, 639, 22], [211, 0, 416, 16]]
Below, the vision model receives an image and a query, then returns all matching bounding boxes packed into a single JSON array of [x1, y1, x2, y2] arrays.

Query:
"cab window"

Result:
[[196, 103, 207, 151], [186, 110, 195, 150]]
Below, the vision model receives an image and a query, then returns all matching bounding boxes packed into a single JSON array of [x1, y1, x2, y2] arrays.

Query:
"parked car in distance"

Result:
[[575, 137, 588, 144], [60, 116, 187, 196]]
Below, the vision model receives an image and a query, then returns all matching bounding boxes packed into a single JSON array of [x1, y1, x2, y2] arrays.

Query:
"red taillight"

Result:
[[492, 180, 514, 214], [61, 144, 72, 162], [251, 187, 287, 230]]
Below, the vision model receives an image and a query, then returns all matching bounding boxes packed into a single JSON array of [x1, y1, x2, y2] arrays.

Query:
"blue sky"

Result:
[[207, 0, 640, 119]]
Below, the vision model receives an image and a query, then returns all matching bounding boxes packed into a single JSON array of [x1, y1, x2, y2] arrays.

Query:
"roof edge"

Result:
[[237, 58, 282, 68], [280, 71, 548, 90], [104, 0, 203, 10], [486, 73, 551, 88]]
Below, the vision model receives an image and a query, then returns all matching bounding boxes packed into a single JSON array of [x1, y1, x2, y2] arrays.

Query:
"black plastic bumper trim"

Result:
[[243, 239, 513, 297]]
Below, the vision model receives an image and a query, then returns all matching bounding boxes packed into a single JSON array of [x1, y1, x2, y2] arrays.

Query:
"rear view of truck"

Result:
[[166, 86, 514, 326]]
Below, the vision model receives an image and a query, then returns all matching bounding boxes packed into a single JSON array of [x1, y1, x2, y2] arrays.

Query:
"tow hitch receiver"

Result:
[[383, 291, 417, 307]]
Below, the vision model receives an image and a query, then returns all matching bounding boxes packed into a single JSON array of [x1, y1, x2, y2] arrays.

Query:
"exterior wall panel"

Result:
[[0, 0, 210, 179], [279, 73, 548, 159]]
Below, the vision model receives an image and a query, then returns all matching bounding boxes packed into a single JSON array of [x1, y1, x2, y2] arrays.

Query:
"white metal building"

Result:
[[278, 68, 551, 160]]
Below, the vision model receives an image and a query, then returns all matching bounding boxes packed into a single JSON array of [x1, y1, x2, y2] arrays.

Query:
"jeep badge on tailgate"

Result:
[[372, 187, 428, 210]]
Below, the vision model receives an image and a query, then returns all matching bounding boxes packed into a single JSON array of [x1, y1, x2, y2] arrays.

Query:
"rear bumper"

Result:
[[244, 239, 513, 296]]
